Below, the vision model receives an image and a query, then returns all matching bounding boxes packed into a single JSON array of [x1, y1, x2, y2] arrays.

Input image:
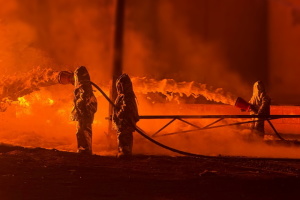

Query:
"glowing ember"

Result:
[[17, 97, 30, 107]]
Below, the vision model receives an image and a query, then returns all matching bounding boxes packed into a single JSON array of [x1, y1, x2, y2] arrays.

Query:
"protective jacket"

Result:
[[71, 66, 97, 154], [71, 67, 97, 123], [113, 74, 139, 132], [112, 74, 139, 157], [249, 81, 271, 116], [249, 81, 271, 135]]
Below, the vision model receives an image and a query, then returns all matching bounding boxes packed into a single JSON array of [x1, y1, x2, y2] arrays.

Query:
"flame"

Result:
[[47, 98, 54, 105], [0, 66, 236, 111], [17, 97, 30, 107], [0, 67, 60, 103], [132, 77, 236, 105]]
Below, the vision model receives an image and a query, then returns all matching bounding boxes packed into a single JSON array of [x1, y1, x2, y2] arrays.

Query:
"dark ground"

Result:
[[1, 144, 300, 200]]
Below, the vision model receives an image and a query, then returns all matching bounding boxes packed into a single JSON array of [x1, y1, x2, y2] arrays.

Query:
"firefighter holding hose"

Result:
[[71, 66, 97, 155], [249, 80, 271, 138], [112, 74, 139, 158]]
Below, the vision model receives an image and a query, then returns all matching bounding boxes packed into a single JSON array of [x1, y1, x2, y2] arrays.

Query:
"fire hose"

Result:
[[58, 70, 211, 156], [59, 71, 288, 157], [90, 82, 212, 158]]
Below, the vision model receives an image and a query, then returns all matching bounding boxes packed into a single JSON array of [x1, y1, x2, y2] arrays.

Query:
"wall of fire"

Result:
[[1, 0, 299, 105]]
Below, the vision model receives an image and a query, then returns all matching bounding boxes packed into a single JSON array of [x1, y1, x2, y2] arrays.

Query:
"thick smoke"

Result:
[[124, 0, 251, 98]]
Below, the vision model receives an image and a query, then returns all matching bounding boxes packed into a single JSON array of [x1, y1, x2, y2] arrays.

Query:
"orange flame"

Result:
[[0, 67, 60, 103], [132, 77, 236, 105]]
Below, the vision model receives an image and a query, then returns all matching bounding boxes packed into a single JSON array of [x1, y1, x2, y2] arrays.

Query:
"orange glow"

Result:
[[17, 97, 30, 107], [0, 68, 300, 158], [1, 0, 300, 159]]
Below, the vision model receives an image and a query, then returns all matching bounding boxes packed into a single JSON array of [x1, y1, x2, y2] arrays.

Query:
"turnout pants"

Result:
[[76, 120, 92, 154], [117, 129, 133, 156]]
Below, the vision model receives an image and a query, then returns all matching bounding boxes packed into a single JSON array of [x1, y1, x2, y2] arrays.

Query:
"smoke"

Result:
[[124, 0, 251, 98], [0, 0, 115, 80]]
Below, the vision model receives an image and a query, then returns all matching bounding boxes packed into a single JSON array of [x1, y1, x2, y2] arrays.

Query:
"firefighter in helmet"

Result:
[[249, 80, 271, 138], [112, 74, 139, 158], [71, 66, 97, 154]]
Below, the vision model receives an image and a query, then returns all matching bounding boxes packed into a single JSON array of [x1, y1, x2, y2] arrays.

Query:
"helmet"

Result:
[[116, 74, 133, 94], [74, 66, 91, 86]]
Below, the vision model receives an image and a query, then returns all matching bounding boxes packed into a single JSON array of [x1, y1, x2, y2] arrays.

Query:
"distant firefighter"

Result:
[[71, 66, 97, 155], [249, 80, 271, 138], [112, 74, 139, 158]]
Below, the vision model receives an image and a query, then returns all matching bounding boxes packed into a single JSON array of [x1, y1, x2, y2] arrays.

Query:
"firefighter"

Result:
[[112, 74, 139, 158], [71, 66, 97, 155], [249, 80, 271, 138]]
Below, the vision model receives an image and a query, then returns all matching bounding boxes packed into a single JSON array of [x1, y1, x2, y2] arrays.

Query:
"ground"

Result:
[[1, 144, 300, 200]]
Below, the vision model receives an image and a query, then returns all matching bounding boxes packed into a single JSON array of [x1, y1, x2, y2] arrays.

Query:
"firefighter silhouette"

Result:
[[112, 74, 139, 158], [249, 80, 271, 138], [71, 66, 97, 154]]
